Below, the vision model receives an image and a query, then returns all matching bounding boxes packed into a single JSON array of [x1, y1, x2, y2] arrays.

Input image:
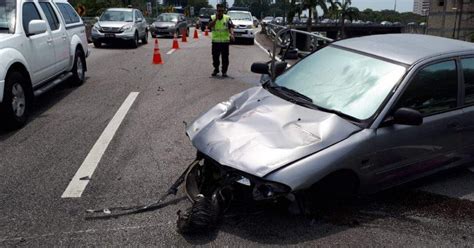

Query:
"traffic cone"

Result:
[[204, 27, 209, 36], [172, 34, 180, 49], [193, 29, 199, 39], [152, 39, 163, 64], [181, 29, 187, 42]]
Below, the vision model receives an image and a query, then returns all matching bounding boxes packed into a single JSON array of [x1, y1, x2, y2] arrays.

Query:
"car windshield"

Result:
[[100, 10, 133, 22], [0, 0, 16, 34], [156, 14, 178, 22], [199, 8, 215, 16], [273, 46, 406, 120], [228, 12, 252, 21]]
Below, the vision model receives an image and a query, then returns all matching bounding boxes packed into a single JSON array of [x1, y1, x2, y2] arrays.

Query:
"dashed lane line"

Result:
[[61, 92, 140, 198], [166, 49, 176, 55]]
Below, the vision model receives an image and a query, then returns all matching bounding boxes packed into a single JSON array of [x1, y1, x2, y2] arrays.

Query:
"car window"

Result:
[[462, 58, 474, 105], [100, 10, 133, 22], [396, 60, 458, 116], [22, 2, 42, 34], [39, 2, 59, 30], [56, 3, 80, 24]]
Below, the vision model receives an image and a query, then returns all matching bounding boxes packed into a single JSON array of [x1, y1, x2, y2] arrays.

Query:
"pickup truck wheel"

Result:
[[71, 49, 86, 86], [93, 41, 102, 48], [0, 72, 30, 129], [142, 31, 148, 44]]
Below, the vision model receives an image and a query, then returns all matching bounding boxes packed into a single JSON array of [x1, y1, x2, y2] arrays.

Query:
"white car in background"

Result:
[[228, 10, 255, 44], [0, 0, 89, 129]]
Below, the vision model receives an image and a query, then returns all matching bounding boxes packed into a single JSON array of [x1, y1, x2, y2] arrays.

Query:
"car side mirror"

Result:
[[251, 62, 269, 74], [27, 20, 47, 36], [273, 61, 288, 78], [95, 16, 100, 22], [136, 18, 143, 22], [393, 108, 423, 126]]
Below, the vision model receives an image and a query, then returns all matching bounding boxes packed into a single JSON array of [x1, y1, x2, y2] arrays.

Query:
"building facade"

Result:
[[414, 0, 431, 16], [427, 0, 474, 42]]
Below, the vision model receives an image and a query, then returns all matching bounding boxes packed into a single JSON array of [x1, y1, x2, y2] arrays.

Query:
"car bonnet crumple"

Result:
[[186, 86, 362, 178]]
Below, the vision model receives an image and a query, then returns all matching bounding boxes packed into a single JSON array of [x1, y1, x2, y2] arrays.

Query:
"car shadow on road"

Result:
[[0, 77, 88, 139], [181, 167, 474, 245]]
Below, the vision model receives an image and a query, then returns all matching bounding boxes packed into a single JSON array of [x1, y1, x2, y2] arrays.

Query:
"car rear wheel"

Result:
[[93, 41, 102, 48], [71, 49, 86, 86], [0, 71, 31, 129]]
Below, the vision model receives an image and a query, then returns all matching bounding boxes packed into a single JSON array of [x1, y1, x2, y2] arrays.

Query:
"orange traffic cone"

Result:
[[204, 27, 209, 36], [172, 33, 180, 49], [193, 29, 199, 39], [181, 29, 187, 42], [152, 39, 163, 64]]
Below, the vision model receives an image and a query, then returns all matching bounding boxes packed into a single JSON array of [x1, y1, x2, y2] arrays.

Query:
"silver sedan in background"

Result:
[[149, 13, 189, 38]]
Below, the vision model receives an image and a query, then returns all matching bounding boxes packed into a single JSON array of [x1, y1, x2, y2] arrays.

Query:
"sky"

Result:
[[210, 0, 415, 13]]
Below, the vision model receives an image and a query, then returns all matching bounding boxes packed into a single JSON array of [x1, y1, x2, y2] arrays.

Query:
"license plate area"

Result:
[[105, 33, 116, 38]]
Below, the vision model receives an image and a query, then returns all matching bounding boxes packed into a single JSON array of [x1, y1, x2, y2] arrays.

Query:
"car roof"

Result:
[[228, 10, 251, 14], [105, 8, 134, 12], [333, 34, 474, 65]]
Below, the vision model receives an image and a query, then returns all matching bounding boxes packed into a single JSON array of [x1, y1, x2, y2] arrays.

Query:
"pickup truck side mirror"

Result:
[[392, 107, 423, 126], [27, 20, 47, 36]]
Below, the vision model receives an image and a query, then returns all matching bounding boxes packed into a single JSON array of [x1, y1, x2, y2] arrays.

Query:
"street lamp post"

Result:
[[452, 7, 458, 39]]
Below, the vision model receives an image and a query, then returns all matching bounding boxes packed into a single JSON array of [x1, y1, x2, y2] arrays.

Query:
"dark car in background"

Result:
[[149, 13, 189, 38], [197, 7, 216, 31]]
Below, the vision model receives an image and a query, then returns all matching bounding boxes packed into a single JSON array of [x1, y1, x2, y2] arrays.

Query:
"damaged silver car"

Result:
[[185, 34, 474, 207]]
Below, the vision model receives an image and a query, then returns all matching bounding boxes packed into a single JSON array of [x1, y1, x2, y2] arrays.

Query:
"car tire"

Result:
[[93, 41, 102, 48], [186, 28, 190, 37], [71, 49, 86, 86], [309, 171, 358, 208], [176, 28, 180, 38], [249, 39, 254, 45], [131, 32, 139, 48], [201, 26, 205, 32], [151, 33, 156, 38], [0, 71, 31, 129], [142, 31, 148, 44]]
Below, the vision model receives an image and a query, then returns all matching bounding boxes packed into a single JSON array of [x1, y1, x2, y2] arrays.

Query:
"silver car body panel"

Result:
[[334, 34, 474, 65], [187, 86, 362, 178]]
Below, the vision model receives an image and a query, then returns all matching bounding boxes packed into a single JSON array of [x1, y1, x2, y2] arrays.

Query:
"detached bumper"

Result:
[[0, 79, 4, 103]]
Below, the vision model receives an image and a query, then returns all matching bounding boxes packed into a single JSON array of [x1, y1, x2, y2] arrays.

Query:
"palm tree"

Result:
[[303, 0, 328, 31]]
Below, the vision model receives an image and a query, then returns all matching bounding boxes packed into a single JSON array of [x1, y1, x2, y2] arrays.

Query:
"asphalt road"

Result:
[[0, 28, 473, 246]]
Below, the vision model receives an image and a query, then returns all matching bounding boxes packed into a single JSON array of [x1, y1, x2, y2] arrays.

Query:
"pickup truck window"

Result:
[[0, 0, 16, 33], [39, 2, 59, 30], [56, 2, 79, 24], [22, 2, 42, 34]]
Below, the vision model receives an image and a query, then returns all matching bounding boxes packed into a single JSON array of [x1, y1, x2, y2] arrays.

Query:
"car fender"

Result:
[[68, 34, 86, 71], [264, 129, 374, 192], [0, 48, 31, 103]]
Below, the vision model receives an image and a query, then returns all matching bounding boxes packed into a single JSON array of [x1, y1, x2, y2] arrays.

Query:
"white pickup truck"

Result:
[[0, 0, 89, 129]]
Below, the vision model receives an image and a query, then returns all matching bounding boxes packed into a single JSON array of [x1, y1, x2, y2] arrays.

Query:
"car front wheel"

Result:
[[0, 71, 30, 129], [142, 31, 148, 44], [131, 32, 139, 48]]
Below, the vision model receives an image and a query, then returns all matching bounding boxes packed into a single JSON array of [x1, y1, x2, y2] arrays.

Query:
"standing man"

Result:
[[209, 4, 234, 77]]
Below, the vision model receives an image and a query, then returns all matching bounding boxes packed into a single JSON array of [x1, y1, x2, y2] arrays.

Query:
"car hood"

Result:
[[187, 86, 362, 177], [152, 21, 176, 27], [97, 21, 131, 28], [232, 19, 253, 26]]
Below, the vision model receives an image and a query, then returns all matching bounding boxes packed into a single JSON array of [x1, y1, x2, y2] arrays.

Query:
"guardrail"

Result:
[[262, 23, 334, 79]]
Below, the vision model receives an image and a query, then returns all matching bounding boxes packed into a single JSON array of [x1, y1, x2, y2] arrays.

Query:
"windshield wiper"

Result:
[[268, 84, 313, 103]]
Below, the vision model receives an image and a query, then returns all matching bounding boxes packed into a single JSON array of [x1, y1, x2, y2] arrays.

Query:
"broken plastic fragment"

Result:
[[80, 176, 91, 181], [103, 209, 111, 214]]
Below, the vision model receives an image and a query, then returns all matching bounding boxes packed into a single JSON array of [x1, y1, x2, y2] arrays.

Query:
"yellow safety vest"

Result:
[[211, 14, 230, 43]]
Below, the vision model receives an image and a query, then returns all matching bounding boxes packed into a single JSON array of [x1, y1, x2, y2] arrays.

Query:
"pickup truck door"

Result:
[[22, 2, 56, 85], [39, 1, 69, 73]]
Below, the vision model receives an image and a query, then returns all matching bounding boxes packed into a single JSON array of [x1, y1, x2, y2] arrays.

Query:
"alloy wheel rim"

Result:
[[11, 82, 26, 117]]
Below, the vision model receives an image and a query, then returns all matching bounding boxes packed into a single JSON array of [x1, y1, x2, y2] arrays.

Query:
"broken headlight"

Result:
[[251, 180, 291, 201]]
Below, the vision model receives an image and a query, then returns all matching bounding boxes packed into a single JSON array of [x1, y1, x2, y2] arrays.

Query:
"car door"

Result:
[[134, 10, 145, 37], [179, 15, 186, 33], [22, 1, 56, 85], [373, 59, 463, 189], [458, 57, 474, 162], [39, 1, 68, 73]]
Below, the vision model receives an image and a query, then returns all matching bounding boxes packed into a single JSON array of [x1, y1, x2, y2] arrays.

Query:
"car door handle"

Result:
[[61, 34, 67, 39], [47, 38, 53, 44]]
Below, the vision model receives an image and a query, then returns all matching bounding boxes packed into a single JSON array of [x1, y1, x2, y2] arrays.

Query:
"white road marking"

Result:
[[167, 49, 176, 55], [254, 32, 281, 62], [61, 92, 140, 198]]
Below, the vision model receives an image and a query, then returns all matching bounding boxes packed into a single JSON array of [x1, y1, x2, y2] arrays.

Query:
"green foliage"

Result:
[[188, 0, 212, 15], [357, 9, 427, 24]]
